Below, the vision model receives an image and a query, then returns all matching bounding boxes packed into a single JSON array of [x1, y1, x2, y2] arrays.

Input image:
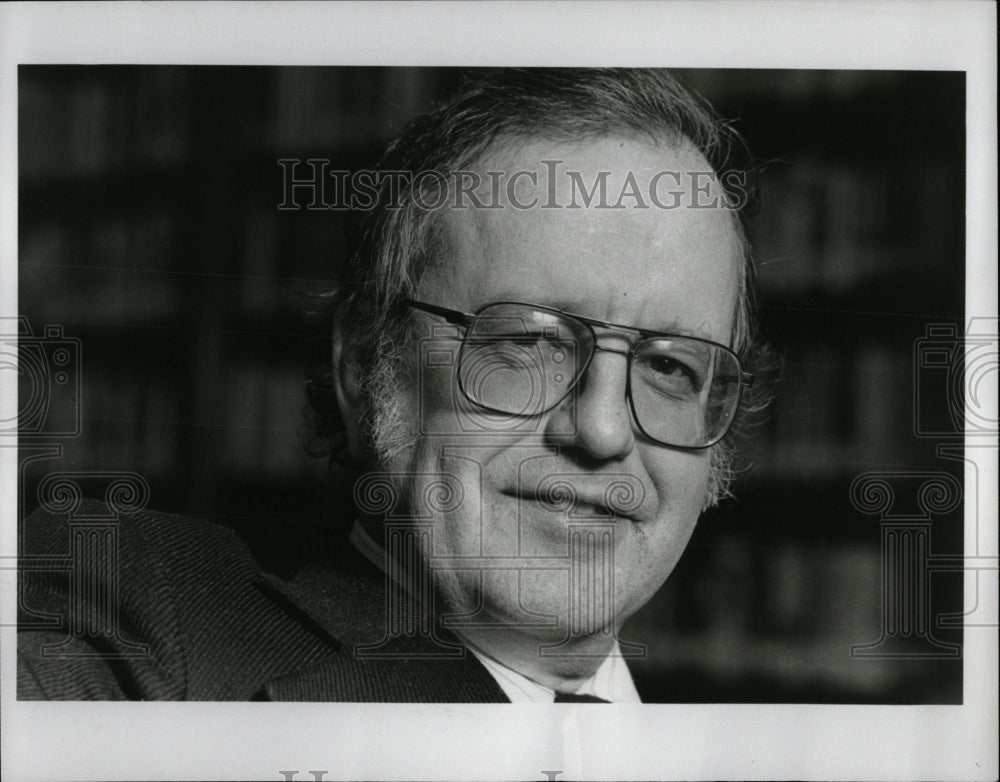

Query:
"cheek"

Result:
[[637, 446, 710, 576], [411, 354, 458, 434], [612, 449, 708, 614], [407, 443, 508, 561], [414, 357, 506, 438], [643, 445, 711, 516]]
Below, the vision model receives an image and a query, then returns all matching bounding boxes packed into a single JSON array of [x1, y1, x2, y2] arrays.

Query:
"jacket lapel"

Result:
[[254, 548, 509, 702]]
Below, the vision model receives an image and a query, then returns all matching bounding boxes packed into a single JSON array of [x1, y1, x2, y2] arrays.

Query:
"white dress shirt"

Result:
[[467, 639, 641, 703]]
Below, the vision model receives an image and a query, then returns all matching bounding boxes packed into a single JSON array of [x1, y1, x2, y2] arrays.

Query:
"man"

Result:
[[18, 68, 760, 701]]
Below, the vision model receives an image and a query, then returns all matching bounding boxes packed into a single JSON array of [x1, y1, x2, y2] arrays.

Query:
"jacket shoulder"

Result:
[[21, 499, 252, 565], [18, 501, 332, 699]]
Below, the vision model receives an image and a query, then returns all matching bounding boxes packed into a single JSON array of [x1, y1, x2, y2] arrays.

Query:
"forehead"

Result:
[[421, 136, 743, 342]]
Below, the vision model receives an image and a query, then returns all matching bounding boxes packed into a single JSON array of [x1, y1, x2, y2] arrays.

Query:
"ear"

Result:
[[331, 300, 368, 466]]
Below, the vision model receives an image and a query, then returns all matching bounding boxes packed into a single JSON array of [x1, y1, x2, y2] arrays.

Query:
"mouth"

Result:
[[501, 490, 642, 523]]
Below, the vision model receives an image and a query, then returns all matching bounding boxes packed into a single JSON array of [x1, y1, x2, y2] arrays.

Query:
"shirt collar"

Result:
[[466, 639, 641, 703]]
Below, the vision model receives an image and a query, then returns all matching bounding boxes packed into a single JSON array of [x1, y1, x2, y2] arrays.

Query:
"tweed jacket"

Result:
[[17, 500, 508, 702]]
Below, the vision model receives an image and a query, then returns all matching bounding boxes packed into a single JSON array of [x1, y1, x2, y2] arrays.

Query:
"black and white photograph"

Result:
[[1, 3, 996, 781]]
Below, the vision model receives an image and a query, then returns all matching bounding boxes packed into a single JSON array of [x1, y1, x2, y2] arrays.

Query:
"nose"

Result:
[[545, 345, 635, 461]]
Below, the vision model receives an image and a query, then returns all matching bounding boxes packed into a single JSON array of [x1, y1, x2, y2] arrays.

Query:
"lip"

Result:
[[500, 489, 644, 523]]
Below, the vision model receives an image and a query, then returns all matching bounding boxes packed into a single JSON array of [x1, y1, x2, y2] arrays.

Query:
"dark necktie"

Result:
[[554, 692, 610, 703]]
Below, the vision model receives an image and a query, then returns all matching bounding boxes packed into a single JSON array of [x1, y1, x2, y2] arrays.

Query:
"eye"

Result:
[[649, 355, 697, 381], [635, 349, 706, 397]]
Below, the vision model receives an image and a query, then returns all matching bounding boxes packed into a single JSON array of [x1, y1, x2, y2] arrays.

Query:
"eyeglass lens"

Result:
[[457, 303, 742, 447]]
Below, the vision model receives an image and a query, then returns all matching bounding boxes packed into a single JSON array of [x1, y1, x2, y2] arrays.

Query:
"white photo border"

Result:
[[1, 2, 996, 780]]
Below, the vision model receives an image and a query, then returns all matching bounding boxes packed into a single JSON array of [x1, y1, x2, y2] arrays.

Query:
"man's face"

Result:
[[380, 136, 741, 675]]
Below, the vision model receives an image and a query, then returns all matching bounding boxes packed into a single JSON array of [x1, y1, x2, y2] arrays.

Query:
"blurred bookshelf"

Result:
[[18, 67, 965, 703], [18, 66, 451, 524], [627, 69, 965, 703]]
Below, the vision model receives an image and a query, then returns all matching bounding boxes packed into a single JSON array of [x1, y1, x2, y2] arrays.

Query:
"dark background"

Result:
[[17, 66, 966, 703]]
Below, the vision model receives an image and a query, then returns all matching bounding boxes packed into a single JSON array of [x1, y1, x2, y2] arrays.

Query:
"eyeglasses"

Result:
[[404, 298, 754, 449]]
